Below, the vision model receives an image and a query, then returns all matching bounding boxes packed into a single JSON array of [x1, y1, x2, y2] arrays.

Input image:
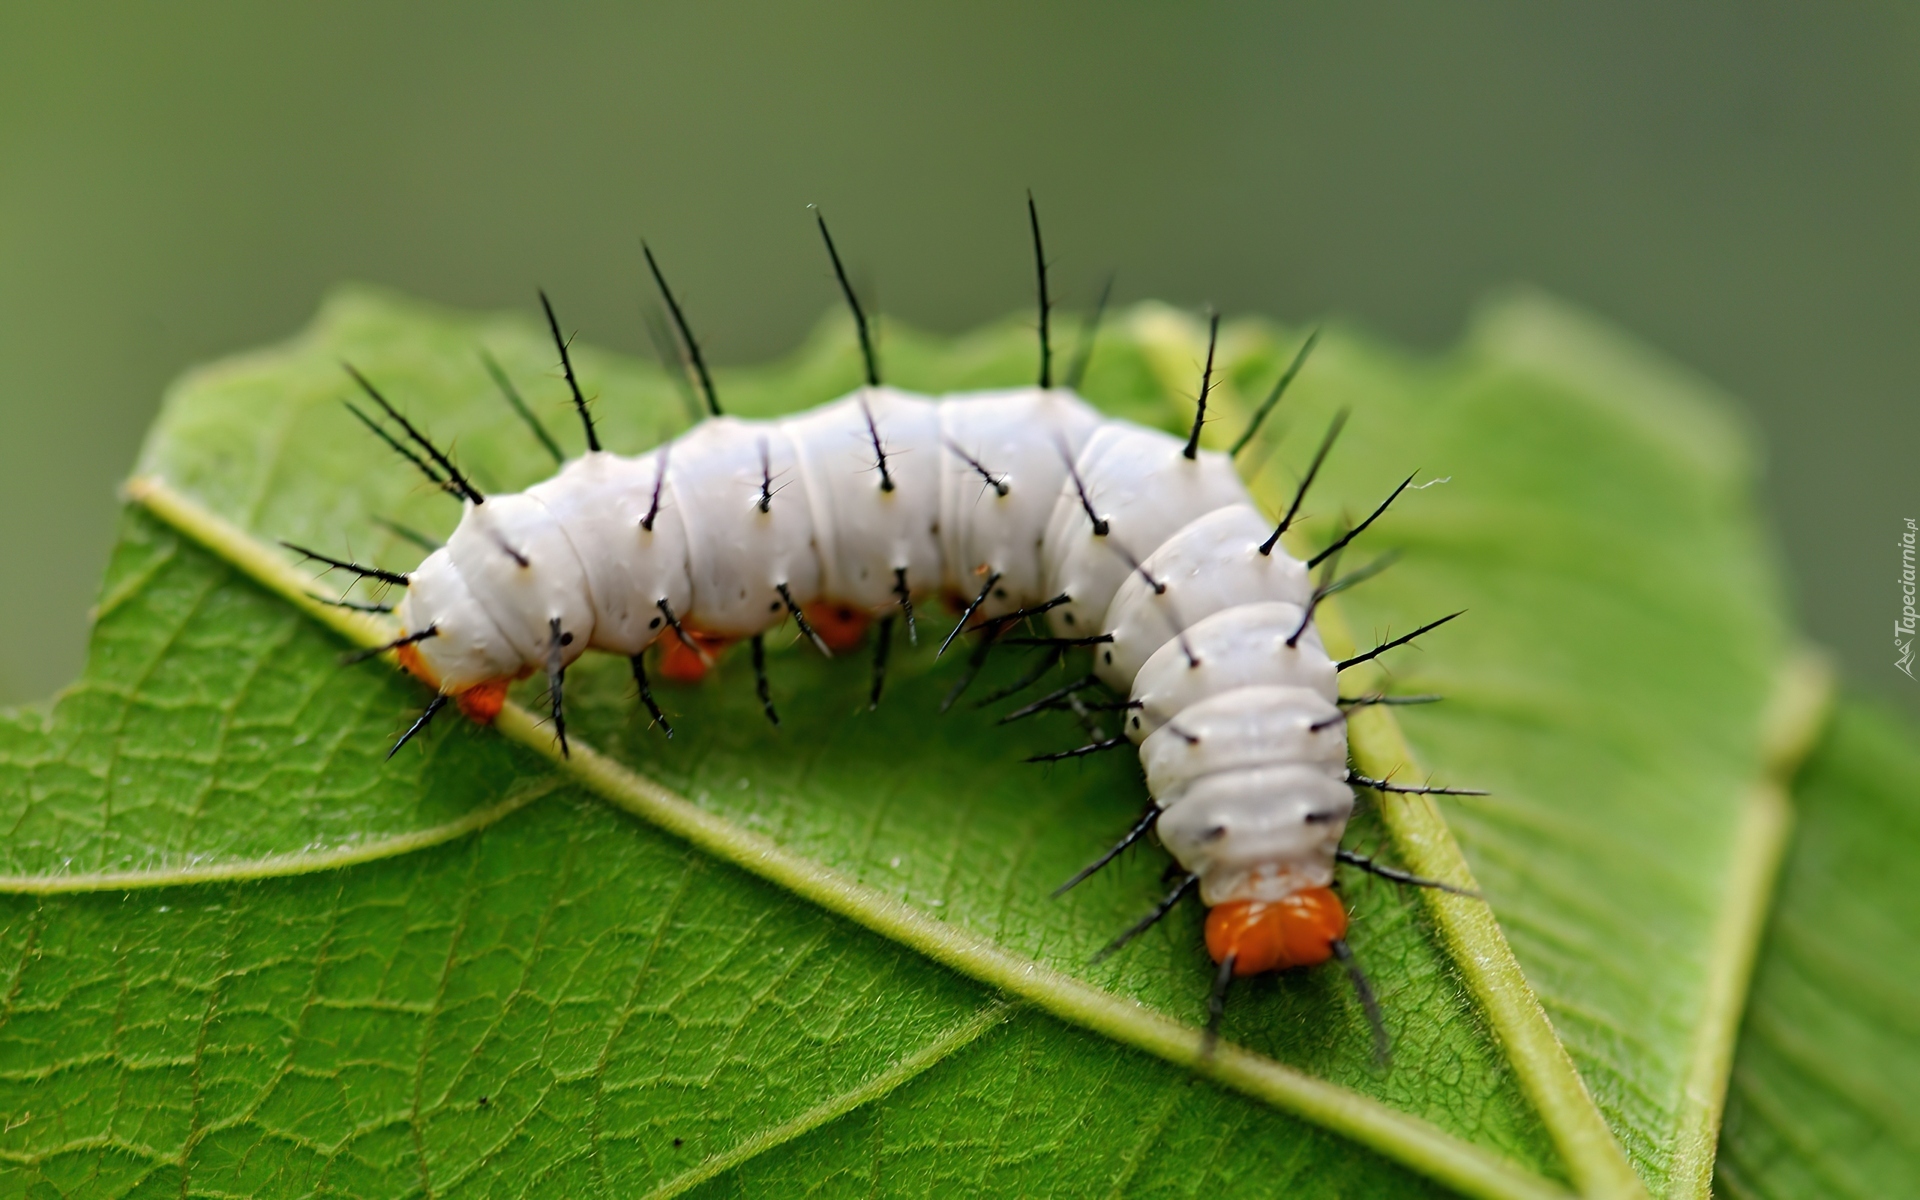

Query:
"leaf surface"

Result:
[[0, 285, 1816, 1197], [1715, 697, 1920, 1198]]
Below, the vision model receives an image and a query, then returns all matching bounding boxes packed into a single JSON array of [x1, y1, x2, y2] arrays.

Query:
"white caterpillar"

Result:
[[303, 213, 1475, 1042]]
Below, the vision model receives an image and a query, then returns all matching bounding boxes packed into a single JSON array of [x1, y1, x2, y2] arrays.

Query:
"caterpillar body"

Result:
[[306, 212, 1476, 1043]]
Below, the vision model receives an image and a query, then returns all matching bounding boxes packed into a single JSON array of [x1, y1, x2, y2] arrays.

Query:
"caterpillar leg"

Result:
[[545, 618, 572, 759], [656, 628, 730, 684], [750, 635, 779, 726], [1204, 952, 1237, 1050], [777, 583, 834, 657], [800, 601, 872, 654], [655, 599, 724, 683], [891, 568, 916, 643], [629, 653, 674, 739]]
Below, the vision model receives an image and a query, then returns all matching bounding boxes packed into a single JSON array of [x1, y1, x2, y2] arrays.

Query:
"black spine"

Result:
[[813, 208, 881, 387], [860, 395, 894, 492], [387, 693, 450, 760], [1090, 872, 1198, 964], [1182, 311, 1220, 460], [282, 541, 410, 587], [372, 516, 442, 553], [1335, 610, 1463, 672], [1028, 191, 1052, 388], [1052, 805, 1160, 896], [1307, 472, 1416, 569], [642, 242, 723, 417], [539, 290, 600, 453], [944, 440, 1009, 497], [481, 351, 565, 465], [939, 571, 1001, 659], [1260, 409, 1349, 556], [342, 625, 439, 666], [1336, 848, 1478, 897], [1062, 273, 1115, 392], [343, 364, 484, 504], [1230, 328, 1320, 458]]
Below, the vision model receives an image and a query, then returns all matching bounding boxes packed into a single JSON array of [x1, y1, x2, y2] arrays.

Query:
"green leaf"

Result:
[[1716, 697, 1920, 1198], [0, 285, 1823, 1197]]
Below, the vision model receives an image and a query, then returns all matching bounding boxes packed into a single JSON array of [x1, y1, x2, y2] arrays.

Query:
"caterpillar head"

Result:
[[1205, 887, 1348, 976]]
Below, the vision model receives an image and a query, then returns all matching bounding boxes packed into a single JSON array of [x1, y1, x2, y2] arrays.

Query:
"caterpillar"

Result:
[[290, 202, 1481, 1051]]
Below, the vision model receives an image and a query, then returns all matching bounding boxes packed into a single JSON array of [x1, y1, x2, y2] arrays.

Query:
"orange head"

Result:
[[1205, 887, 1349, 977]]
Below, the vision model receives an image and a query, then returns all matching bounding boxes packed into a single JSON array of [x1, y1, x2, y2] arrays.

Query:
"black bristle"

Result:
[[1090, 872, 1198, 965], [1335, 610, 1464, 672], [1028, 190, 1052, 389], [481, 350, 565, 465], [1307, 472, 1417, 569], [344, 363, 484, 505], [813, 208, 881, 387], [387, 693, 450, 760], [1062, 273, 1115, 392], [1231, 328, 1320, 458], [282, 541, 410, 587], [538, 290, 600, 453], [642, 242, 723, 418], [1052, 805, 1159, 897], [1182, 310, 1220, 460], [1260, 409, 1348, 556], [342, 625, 439, 666]]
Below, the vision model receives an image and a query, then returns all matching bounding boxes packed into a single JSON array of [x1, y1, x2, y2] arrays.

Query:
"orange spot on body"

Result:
[[395, 637, 511, 725], [394, 642, 436, 689], [658, 628, 734, 683], [456, 678, 512, 724], [801, 601, 871, 653], [1205, 887, 1348, 976]]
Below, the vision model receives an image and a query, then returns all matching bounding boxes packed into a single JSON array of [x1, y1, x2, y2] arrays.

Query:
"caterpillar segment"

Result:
[[313, 206, 1477, 1053]]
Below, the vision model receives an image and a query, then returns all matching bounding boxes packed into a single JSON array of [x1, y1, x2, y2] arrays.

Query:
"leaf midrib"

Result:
[[121, 474, 1578, 1200]]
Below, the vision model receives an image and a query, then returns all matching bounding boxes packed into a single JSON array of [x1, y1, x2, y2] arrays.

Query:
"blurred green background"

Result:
[[1, 3, 1915, 711]]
